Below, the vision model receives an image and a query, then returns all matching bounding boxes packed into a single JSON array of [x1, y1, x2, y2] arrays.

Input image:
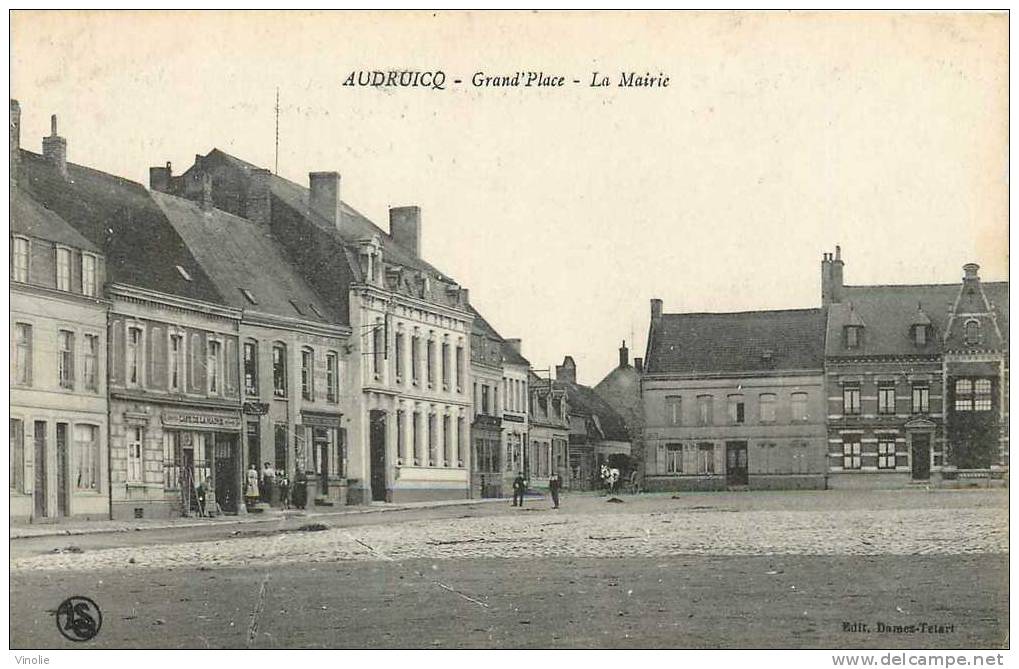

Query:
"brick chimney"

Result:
[[9, 99, 20, 184], [634, 357, 643, 373], [246, 168, 271, 226], [555, 356, 577, 384], [651, 298, 663, 322], [149, 161, 172, 193], [200, 172, 213, 212], [821, 251, 833, 303], [42, 114, 67, 178], [309, 171, 341, 228], [390, 206, 421, 258], [831, 245, 845, 303], [619, 340, 629, 368], [962, 263, 981, 289], [504, 338, 522, 355]]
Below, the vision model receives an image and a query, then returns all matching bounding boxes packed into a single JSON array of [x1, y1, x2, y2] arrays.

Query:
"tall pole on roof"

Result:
[[274, 87, 280, 175]]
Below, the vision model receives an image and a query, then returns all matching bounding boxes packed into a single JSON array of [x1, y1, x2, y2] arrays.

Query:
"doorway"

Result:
[[369, 410, 387, 502], [725, 441, 749, 486], [55, 423, 69, 518], [911, 434, 931, 480], [214, 434, 239, 513], [313, 427, 330, 497], [33, 421, 47, 519]]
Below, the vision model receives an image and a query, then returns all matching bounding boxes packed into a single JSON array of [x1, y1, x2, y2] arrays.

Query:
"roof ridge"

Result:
[[662, 307, 823, 318]]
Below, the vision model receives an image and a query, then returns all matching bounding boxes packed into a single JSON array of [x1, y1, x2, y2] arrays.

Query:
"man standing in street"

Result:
[[548, 470, 562, 509], [512, 472, 526, 507]]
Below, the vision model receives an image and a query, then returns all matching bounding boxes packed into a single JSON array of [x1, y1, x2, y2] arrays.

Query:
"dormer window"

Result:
[[964, 320, 981, 346], [175, 265, 192, 281], [913, 324, 928, 347], [240, 288, 258, 305], [845, 326, 862, 349]]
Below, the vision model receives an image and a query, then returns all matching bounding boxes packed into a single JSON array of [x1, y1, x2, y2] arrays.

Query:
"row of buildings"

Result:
[[10, 100, 633, 523], [639, 247, 1009, 490]]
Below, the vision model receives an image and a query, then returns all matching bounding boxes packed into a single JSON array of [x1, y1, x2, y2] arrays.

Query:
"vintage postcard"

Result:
[[8, 10, 1009, 657]]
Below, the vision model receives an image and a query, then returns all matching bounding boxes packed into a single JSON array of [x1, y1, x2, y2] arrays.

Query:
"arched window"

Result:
[[964, 320, 981, 346]]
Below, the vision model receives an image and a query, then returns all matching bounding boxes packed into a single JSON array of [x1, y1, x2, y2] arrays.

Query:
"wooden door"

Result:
[[725, 441, 749, 486]]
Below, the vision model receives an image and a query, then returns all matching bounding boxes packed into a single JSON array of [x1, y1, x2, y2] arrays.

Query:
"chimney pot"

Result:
[[619, 340, 629, 368], [309, 171, 342, 229], [963, 263, 980, 280], [149, 162, 172, 193], [41, 113, 67, 178], [634, 357, 643, 373], [390, 206, 422, 258], [504, 338, 522, 355]]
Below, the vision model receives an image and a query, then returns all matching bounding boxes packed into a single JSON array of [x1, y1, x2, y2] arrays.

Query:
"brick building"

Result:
[[642, 300, 828, 491]]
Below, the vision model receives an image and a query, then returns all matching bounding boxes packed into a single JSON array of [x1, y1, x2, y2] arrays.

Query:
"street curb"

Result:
[[9, 496, 525, 540]]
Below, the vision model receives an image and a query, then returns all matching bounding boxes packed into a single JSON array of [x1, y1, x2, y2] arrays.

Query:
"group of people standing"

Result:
[[245, 462, 308, 510], [512, 471, 562, 509]]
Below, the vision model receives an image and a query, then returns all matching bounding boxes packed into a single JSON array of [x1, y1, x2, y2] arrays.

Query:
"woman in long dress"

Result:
[[245, 464, 260, 508]]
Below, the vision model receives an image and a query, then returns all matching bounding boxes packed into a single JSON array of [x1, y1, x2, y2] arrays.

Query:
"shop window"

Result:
[[877, 438, 896, 469], [843, 384, 861, 415], [127, 427, 145, 483], [877, 383, 896, 415], [842, 436, 862, 470], [13, 323, 32, 386], [74, 424, 99, 490], [58, 330, 75, 390]]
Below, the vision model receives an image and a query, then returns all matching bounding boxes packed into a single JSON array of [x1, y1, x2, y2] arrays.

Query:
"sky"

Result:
[[11, 11, 1008, 386]]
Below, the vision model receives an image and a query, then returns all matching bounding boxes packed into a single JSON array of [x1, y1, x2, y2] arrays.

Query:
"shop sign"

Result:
[[302, 411, 342, 428], [162, 410, 242, 431], [503, 413, 525, 423]]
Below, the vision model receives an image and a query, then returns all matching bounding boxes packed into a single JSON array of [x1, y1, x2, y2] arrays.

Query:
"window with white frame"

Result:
[[411, 333, 421, 384], [666, 396, 682, 425], [727, 394, 745, 424], [272, 343, 287, 397], [696, 395, 713, 426], [127, 426, 145, 482], [55, 247, 71, 291], [12, 236, 29, 282], [58, 330, 75, 389], [127, 326, 144, 387], [877, 382, 896, 415], [207, 339, 222, 394], [326, 352, 339, 403], [372, 321, 384, 377], [394, 332, 404, 380], [441, 342, 450, 388], [696, 443, 714, 474], [843, 384, 861, 415], [243, 340, 257, 396], [81, 253, 97, 297], [455, 345, 464, 391], [954, 379, 973, 411], [759, 393, 777, 423], [842, 436, 862, 470], [912, 384, 929, 414], [301, 347, 314, 400], [974, 379, 992, 411], [665, 443, 683, 474], [428, 413, 437, 465], [791, 392, 808, 421], [13, 323, 32, 386], [170, 334, 185, 392], [74, 424, 99, 489], [877, 438, 896, 469], [10, 418, 24, 491], [426, 338, 435, 386], [83, 334, 99, 391]]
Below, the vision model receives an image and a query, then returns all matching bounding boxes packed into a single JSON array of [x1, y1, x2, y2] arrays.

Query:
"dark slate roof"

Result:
[[11, 186, 98, 252], [553, 379, 630, 441], [646, 308, 826, 375], [829, 282, 1009, 356], [151, 192, 338, 324], [208, 149, 452, 280], [19, 150, 223, 304], [469, 304, 504, 340], [502, 344, 530, 367]]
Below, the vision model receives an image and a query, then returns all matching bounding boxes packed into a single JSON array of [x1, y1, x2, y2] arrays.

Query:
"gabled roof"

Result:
[[19, 150, 222, 304], [151, 191, 340, 325], [11, 186, 98, 252], [554, 379, 629, 441], [646, 308, 826, 375], [828, 282, 1009, 356]]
